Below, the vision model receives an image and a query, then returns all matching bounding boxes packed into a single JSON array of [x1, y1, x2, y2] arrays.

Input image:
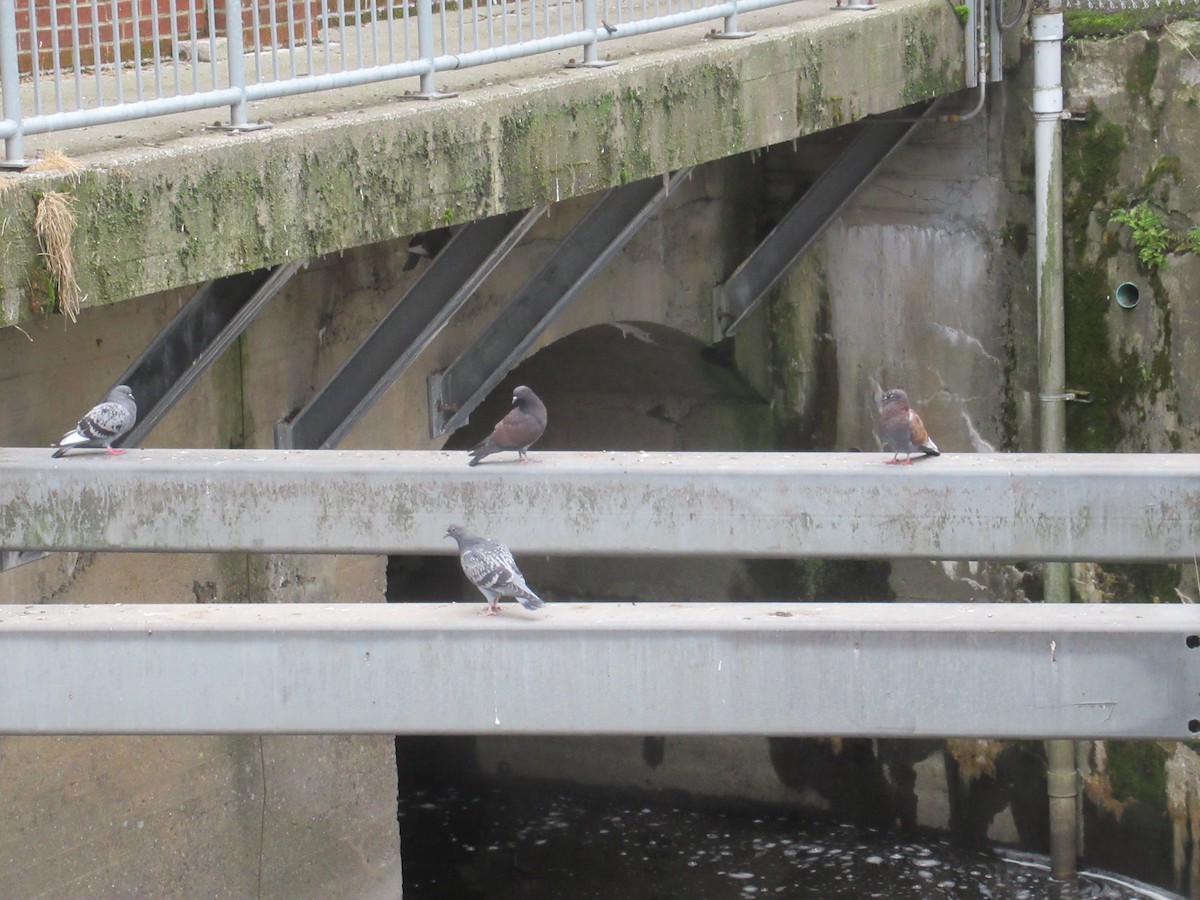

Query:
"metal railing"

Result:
[[0, 0, 798, 164], [1063, 0, 1198, 7]]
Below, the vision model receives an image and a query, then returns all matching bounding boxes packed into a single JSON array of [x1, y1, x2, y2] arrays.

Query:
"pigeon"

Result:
[[402, 226, 452, 271], [468, 385, 547, 466], [446, 524, 546, 616], [878, 388, 939, 465], [52, 385, 137, 458]]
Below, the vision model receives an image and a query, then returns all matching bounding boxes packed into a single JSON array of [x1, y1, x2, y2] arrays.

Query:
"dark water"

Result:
[[398, 787, 1179, 900]]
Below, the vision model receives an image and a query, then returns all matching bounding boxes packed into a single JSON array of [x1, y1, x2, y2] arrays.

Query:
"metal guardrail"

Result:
[[1063, 0, 1198, 8], [0, 0, 797, 164], [1, 602, 1196, 737], [3, 449, 1200, 559]]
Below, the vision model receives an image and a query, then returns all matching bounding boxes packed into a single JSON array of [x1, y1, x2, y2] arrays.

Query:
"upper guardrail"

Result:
[[0, 0, 798, 164], [2, 449, 1199, 559]]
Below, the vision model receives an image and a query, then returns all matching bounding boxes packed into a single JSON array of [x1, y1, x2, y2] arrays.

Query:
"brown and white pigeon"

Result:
[[52, 385, 137, 458], [878, 388, 939, 465], [467, 385, 547, 466], [446, 524, 545, 616]]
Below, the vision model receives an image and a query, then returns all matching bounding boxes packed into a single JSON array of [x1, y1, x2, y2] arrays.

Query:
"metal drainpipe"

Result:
[[1032, 3, 1078, 881]]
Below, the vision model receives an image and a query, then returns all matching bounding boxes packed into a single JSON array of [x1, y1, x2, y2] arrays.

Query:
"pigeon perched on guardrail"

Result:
[[51, 385, 137, 458], [468, 385, 547, 466], [878, 388, 939, 465], [446, 524, 545, 616]]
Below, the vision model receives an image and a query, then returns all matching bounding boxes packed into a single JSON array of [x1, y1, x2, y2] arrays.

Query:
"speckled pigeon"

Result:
[[52, 385, 137, 458], [446, 524, 545, 616], [468, 385, 547, 466], [878, 388, 939, 465]]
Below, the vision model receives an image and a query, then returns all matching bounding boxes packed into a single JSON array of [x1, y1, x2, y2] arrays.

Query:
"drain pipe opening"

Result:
[[1114, 282, 1140, 309]]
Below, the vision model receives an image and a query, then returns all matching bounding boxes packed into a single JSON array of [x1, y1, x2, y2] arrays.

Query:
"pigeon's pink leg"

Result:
[[479, 606, 499, 616], [105, 448, 126, 455], [900, 456, 914, 466], [884, 456, 901, 465]]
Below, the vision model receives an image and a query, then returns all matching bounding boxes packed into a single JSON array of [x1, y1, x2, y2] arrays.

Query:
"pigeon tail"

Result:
[[51, 429, 96, 457], [515, 588, 545, 611], [918, 437, 940, 456], [467, 438, 497, 466]]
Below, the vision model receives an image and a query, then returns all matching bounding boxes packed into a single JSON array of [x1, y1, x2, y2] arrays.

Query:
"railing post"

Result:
[[411, 0, 455, 98], [0, 0, 29, 167], [581, 0, 600, 64], [831, 0, 878, 12], [225, 0, 250, 126], [712, 2, 754, 39], [220, 0, 270, 130], [569, 0, 615, 68]]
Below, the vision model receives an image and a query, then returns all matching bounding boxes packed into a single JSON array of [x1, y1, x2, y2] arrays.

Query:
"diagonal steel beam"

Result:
[[1, 261, 302, 572], [275, 208, 545, 450], [714, 102, 934, 339], [117, 260, 305, 448], [429, 169, 693, 437]]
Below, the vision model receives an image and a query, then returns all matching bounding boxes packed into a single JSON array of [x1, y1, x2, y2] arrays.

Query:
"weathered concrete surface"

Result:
[[0, 0, 964, 325], [0, 734, 401, 898], [738, 18, 1200, 894], [1055, 21, 1200, 895]]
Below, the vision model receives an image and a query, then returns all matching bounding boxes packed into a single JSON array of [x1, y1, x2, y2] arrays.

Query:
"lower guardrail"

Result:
[[0, 602, 1196, 737]]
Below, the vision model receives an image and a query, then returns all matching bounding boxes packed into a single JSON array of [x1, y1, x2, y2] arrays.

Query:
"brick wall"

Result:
[[14, 0, 319, 73]]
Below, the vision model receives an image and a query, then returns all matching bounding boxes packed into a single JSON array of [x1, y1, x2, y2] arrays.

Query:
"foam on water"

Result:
[[398, 787, 1179, 899]]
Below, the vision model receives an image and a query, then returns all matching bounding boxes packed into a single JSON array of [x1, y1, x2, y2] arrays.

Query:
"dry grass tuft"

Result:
[[27, 149, 83, 182], [0, 177, 17, 197], [34, 190, 84, 322]]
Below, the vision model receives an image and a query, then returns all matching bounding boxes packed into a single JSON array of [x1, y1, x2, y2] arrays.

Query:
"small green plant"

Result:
[[953, 4, 970, 25], [1188, 226, 1200, 254], [1110, 202, 1173, 268]]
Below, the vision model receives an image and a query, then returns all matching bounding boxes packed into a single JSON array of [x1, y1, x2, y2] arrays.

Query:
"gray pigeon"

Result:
[[446, 524, 545, 616], [468, 385, 547, 466], [52, 385, 137, 458]]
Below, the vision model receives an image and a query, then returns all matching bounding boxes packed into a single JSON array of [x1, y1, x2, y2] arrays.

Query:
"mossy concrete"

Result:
[[0, 0, 962, 326], [1057, 21, 1200, 895]]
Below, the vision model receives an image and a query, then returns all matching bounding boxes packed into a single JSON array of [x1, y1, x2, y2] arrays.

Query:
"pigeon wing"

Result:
[[487, 407, 544, 452], [80, 399, 135, 443], [461, 540, 544, 608], [908, 410, 939, 455]]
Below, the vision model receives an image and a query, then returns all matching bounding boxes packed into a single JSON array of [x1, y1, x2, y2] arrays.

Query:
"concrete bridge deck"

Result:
[[1, 601, 1196, 739], [0, 0, 964, 325]]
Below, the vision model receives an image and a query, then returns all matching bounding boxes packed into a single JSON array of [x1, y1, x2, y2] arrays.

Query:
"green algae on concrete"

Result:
[[0, 0, 964, 326], [1065, 7, 1200, 40], [901, 15, 955, 105], [1062, 107, 1129, 452]]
